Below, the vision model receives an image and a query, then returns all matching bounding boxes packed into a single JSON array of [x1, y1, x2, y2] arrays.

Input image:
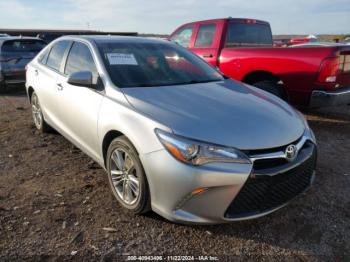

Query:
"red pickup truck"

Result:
[[169, 18, 350, 107]]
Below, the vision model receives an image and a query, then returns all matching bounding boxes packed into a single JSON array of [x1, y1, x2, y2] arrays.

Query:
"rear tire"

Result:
[[253, 80, 286, 100], [30, 92, 51, 133], [106, 136, 151, 214]]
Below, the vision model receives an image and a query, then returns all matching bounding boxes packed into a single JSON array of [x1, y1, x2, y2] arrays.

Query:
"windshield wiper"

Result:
[[129, 79, 222, 88]]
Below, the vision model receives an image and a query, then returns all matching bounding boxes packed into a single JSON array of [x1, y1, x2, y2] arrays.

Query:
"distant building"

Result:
[[0, 29, 138, 42]]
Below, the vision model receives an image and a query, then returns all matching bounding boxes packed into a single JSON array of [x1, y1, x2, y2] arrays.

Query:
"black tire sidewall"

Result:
[[106, 136, 150, 214], [253, 81, 285, 100]]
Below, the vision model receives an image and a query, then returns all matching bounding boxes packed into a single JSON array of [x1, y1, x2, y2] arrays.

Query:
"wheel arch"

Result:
[[242, 70, 289, 100], [242, 70, 280, 85], [102, 130, 140, 168], [27, 86, 35, 102]]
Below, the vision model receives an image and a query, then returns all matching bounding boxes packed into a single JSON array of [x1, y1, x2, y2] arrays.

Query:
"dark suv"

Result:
[[0, 37, 46, 92]]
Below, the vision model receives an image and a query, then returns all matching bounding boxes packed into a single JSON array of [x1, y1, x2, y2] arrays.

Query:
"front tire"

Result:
[[106, 136, 151, 214], [31, 92, 51, 133]]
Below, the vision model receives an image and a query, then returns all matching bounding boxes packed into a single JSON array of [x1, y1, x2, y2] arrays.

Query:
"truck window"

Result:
[[194, 24, 216, 48], [226, 22, 273, 47], [170, 25, 194, 48]]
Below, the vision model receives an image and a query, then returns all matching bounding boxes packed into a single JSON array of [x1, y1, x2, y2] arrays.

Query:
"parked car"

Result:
[[169, 18, 350, 107], [0, 36, 46, 92], [26, 36, 317, 224]]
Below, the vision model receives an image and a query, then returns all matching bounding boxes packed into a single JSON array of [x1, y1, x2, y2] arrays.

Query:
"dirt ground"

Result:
[[0, 91, 349, 261]]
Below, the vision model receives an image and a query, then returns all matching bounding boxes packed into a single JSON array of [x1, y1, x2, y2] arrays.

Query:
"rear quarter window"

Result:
[[38, 47, 51, 65]]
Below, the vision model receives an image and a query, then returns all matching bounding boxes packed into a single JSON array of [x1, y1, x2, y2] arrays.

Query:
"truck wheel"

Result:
[[253, 81, 287, 100], [106, 136, 151, 214]]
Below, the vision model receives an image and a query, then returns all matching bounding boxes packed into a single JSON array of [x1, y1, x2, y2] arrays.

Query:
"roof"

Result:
[[183, 17, 270, 25], [59, 35, 168, 45], [0, 28, 137, 36], [0, 36, 46, 44]]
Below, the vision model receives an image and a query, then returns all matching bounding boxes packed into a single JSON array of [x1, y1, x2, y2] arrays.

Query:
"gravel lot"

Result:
[[0, 92, 349, 261]]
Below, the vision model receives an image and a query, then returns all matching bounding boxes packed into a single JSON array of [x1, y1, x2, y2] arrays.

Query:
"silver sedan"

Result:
[[26, 36, 317, 224]]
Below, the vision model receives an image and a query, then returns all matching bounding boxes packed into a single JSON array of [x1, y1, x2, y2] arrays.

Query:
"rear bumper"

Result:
[[0, 70, 26, 85], [309, 87, 350, 107]]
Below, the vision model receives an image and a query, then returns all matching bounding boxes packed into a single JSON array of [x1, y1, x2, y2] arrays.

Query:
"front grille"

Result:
[[225, 149, 316, 218], [253, 158, 288, 170]]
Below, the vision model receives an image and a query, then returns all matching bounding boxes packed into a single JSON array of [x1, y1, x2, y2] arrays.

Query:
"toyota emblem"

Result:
[[285, 144, 297, 161]]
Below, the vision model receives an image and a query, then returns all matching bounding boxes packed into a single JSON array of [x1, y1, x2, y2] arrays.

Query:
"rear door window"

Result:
[[46, 40, 71, 72], [194, 24, 216, 48], [1, 40, 46, 53], [64, 41, 98, 83], [170, 25, 194, 48]]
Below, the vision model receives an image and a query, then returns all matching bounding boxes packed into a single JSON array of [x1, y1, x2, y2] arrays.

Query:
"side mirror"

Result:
[[67, 71, 93, 88]]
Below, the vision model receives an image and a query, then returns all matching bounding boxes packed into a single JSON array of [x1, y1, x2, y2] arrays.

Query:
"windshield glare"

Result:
[[98, 41, 224, 88]]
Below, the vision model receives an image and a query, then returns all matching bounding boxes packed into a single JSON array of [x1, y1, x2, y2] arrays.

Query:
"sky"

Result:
[[0, 0, 349, 35]]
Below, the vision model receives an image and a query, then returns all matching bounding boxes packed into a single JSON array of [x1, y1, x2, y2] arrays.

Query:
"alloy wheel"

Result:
[[109, 148, 140, 205], [31, 94, 43, 129]]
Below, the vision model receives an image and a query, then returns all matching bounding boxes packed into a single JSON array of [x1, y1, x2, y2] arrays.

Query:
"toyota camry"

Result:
[[25, 36, 317, 224]]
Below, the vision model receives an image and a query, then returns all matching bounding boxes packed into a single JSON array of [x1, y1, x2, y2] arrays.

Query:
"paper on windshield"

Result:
[[106, 53, 138, 65]]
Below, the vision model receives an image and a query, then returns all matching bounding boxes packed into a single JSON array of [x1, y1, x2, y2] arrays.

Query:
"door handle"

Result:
[[202, 54, 213, 58], [56, 83, 63, 91], [34, 69, 38, 76]]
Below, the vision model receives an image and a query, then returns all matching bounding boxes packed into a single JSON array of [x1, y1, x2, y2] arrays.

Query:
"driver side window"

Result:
[[64, 41, 98, 84]]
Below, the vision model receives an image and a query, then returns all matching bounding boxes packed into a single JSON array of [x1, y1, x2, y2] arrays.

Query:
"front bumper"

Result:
[[141, 137, 317, 224], [309, 87, 350, 107]]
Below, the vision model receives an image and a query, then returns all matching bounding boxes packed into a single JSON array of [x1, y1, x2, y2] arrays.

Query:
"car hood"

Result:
[[122, 80, 305, 150]]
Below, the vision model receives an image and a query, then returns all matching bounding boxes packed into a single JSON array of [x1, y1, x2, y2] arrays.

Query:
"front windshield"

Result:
[[98, 41, 224, 88]]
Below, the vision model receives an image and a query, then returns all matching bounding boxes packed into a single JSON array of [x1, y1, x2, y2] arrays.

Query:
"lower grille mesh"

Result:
[[225, 150, 316, 218]]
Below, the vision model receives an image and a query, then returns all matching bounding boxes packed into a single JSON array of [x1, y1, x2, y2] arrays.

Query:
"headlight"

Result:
[[155, 129, 251, 165]]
